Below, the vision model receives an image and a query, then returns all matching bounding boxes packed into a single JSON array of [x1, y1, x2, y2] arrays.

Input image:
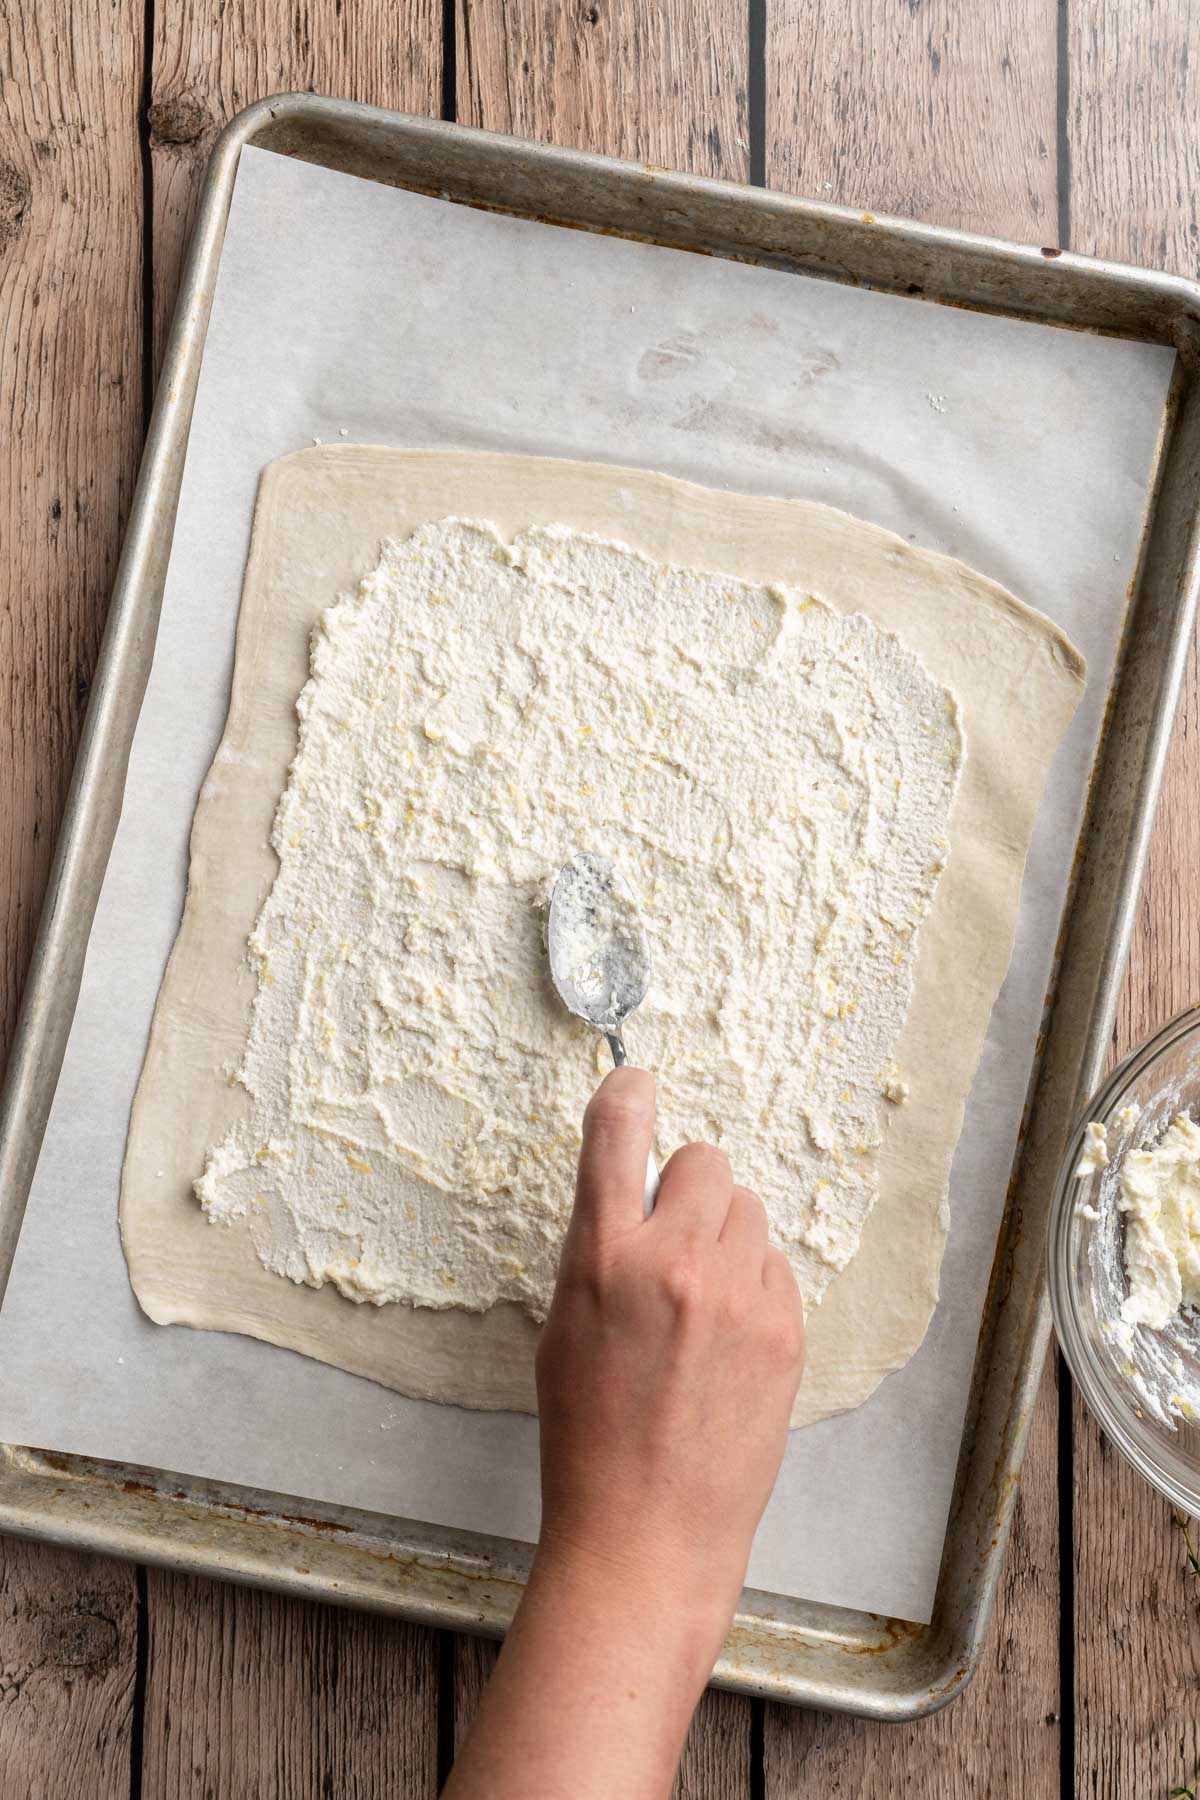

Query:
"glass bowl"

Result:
[[1048, 1005, 1200, 1513]]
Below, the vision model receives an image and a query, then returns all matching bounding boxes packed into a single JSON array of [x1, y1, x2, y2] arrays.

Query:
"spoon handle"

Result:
[[605, 1033, 661, 1216]]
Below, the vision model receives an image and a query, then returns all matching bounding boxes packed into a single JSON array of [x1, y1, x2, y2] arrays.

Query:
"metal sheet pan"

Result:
[[1, 93, 1198, 1719]]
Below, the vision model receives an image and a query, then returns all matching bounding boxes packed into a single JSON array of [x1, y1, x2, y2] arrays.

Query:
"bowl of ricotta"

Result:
[[1050, 1005, 1200, 1512]]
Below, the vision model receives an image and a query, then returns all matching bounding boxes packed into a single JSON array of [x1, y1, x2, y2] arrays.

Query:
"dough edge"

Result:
[[119, 447, 1086, 1429]]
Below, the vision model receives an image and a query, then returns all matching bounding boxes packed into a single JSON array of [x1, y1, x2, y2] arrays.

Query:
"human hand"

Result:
[[445, 1068, 804, 1800], [534, 1065, 805, 1655]]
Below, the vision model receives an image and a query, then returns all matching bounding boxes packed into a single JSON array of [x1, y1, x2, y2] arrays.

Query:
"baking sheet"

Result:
[[0, 146, 1173, 1623]]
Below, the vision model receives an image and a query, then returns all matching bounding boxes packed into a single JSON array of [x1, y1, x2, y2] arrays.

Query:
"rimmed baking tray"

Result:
[[2, 94, 1199, 1720]]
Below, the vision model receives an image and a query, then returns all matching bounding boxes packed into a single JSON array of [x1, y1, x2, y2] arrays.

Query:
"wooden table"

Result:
[[2, 3, 1197, 1793]]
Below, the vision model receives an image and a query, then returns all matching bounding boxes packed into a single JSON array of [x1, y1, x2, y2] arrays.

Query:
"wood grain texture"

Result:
[[767, 0, 1057, 243], [133, 16, 447, 1800], [452, 1632, 497, 1757], [0, 6, 143, 1794], [453, 1633, 751, 1797], [148, 0, 442, 364], [764, 1358, 1062, 1795], [1068, 8, 1200, 1795], [1082, 1, 1200, 1060], [0, 1, 144, 1060], [140, 1570, 438, 1799], [763, 4, 1062, 1791], [457, 0, 749, 179], [0, 1540, 137, 1800]]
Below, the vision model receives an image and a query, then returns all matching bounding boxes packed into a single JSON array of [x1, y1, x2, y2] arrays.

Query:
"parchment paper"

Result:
[[0, 146, 1174, 1623]]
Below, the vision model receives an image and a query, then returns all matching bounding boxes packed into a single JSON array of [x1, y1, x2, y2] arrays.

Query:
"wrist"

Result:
[[530, 1519, 740, 1680], [450, 1527, 730, 1800]]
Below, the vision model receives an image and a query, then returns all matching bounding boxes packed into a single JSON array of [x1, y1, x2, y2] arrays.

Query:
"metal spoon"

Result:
[[547, 851, 661, 1214]]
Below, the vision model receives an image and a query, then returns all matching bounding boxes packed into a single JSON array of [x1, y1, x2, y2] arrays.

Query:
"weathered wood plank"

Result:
[[140, 1570, 438, 1799], [457, 0, 750, 180], [452, 1633, 497, 1756], [1069, 8, 1200, 1795], [764, 4, 1061, 1792], [0, 5, 144, 1794], [763, 1358, 1061, 1793], [148, 0, 443, 365], [452, 1632, 752, 1797], [0, 2, 144, 1059], [0, 1540, 137, 1800], [136, 14, 445, 1799], [453, 10, 752, 1786], [766, 0, 1057, 243]]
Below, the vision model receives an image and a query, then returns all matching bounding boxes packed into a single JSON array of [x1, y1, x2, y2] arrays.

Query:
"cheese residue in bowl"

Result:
[[1114, 1113, 1200, 1331]]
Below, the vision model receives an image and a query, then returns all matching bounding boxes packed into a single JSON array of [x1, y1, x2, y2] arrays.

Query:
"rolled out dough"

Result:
[[120, 448, 1085, 1428]]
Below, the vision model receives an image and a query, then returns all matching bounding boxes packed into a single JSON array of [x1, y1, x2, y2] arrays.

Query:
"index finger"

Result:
[[571, 1066, 657, 1240]]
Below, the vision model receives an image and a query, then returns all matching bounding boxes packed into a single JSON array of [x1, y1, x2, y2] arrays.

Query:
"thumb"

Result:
[[570, 1066, 656, 1242]]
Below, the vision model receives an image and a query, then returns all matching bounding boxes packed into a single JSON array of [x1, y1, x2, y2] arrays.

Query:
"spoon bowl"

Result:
[[547, 851, 659, 1212], [547, 852, 652, 1063]]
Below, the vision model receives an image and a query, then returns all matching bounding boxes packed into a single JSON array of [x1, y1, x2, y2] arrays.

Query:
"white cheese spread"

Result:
[[1075, 1119, 1110, 1178], [196, 520, 963, 1319], [1118, 1114, 1200, 1331]]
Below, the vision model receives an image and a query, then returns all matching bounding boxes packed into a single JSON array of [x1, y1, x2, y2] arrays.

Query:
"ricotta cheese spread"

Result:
[[196, 519, 964, 1319], [1117, 1114, 1200, 1331], [1075, 1120, 1110, 1179]]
